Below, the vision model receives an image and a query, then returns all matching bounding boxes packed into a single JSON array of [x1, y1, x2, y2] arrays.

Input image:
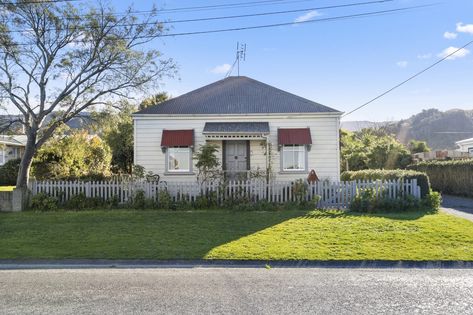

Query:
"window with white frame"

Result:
[[167, 147, 191, 172], [281, 145, 306, 171]]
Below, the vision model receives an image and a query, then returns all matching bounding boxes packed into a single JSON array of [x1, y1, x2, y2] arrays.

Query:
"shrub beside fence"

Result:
[[30, 179, 422, 209], [341, 169, 430, 198], [408, 159, 473, 197]]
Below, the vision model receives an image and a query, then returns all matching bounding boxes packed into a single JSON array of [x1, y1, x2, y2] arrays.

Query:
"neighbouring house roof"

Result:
[[161, 130, 194, 147], [456, 137, 473, 145], [135, 76, 341, 115], [0, 135, 27, 147], [203, 122, 270, 134], [278, 128, 312, 145]]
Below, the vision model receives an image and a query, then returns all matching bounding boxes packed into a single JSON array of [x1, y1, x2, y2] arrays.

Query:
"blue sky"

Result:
[[111, 0, 472, 121], [2, 0, 472, 122]]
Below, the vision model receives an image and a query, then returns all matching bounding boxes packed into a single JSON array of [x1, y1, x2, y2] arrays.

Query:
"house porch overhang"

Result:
[[203, 122, 270, 140]]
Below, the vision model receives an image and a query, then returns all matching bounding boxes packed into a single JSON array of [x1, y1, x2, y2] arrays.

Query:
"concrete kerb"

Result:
[[1, 259, 473, 270]]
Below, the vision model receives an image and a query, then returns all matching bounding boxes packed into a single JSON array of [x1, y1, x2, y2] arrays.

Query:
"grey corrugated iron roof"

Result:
[[203, 122, 270, 134], [135, 76, 340, 115]]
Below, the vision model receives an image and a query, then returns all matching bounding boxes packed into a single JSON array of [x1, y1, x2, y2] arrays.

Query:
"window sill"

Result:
[[164, 172, 195, 176], [279, 170, 307, 174]]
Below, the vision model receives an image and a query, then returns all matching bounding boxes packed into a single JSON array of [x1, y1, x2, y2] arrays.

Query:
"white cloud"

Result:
[[210, 63, 232, 74], [438, 46, 470, 60], [456, 22, 473, 34], [396, 61, 408, 68], [443, 31, 457, 39], [417, 53, 432, 60], [294, 10, 321, 23]]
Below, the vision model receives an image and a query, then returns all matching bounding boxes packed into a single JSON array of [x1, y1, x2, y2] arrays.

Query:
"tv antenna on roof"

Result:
[[236, 42, 246, 76], [225, 42, 247, 78]]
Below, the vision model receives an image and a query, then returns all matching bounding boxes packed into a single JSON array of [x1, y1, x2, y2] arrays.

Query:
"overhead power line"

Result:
[[2, 0, 323, 18], [2, 0, 395, 34], [159, 4, 432, 37], [0, 0, 358, 12], [0, 4, 434, 48], [0, 0, 80, 5], [147, 0, 350, 14], [342, 41, 473, 118], [164, 0, 395, 24], [159, 0, 310, 12]]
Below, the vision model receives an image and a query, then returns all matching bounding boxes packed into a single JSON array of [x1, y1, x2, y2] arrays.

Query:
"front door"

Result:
[[224, 141, 249, 180]]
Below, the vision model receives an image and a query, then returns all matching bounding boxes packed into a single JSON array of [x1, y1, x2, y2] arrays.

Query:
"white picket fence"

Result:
[[30, 179, 421, 209]]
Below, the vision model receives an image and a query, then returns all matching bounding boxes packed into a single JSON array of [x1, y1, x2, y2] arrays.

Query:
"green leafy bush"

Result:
[[30, 193, 59, 211], [421, 191, 442, 212], [106, 195, 120, 209], [340, 129, 413, 172], [292, 179, 308, 203], [131, 189, 147, 209], [0, 158, 20, 186], [32, 131, 112, 181], [157, 189, 173, 209], [349, 188, 420, 213], [63, 193, 105, 210], [408, 160, 473, 197], [341, 169, 431, 198], [251, 199, 277, 211]]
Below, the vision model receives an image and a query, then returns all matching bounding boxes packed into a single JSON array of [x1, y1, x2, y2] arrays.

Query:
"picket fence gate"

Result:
[[30, 179, 421, 209]]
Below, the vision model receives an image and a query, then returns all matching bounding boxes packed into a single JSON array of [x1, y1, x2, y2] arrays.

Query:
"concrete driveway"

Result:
[[1, 268, 473, 314], [441, 195, 473, 222]]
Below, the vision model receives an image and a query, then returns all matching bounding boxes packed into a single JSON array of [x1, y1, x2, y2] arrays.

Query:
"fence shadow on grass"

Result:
[[302, 209, 434, 221]]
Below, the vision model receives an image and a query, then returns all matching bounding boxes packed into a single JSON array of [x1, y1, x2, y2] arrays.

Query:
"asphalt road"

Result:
[[442, 195, 473, 222], [1, 268, 473, 314]]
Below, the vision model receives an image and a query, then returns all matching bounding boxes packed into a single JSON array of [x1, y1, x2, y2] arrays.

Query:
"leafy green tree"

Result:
[[194, 143, 220, 185], [341, 128, 412, 172], [92, 101, 135, 174], [408, 140, 431, 154], [139, 92, 170, 110], [32, 131, 112, 180], [0, 158, 21, 186], [0, 1, 176, 188]]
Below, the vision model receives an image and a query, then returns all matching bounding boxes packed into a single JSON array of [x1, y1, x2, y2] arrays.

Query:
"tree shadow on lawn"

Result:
[[0, 209, 436, 260], [0, 210, 307, 260]]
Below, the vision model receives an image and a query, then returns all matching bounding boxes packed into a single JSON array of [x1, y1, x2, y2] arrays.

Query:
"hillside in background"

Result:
[[1, 113, 93, 135], [388, 109, 473, 150], [342, 109, 473, 150], [340, 121, 391, 132]]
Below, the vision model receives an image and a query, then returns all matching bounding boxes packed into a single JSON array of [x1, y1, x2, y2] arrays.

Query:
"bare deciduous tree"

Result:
[[0, 1, 176, 188]]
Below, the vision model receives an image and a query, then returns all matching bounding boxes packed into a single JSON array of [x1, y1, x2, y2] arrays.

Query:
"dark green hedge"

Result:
[[408, 159, 473, 197], [0, 158, 20, 186], [341, 169, 431, 198]]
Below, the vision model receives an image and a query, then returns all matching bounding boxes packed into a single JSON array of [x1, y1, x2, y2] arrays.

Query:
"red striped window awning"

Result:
[[278, 128, 312, 145], [161, 129, 194, 147]]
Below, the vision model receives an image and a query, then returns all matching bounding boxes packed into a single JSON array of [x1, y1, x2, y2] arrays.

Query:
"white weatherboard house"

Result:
[[133, 76, 342, 182], [456, 137, 473, 156], [0, 135, 27, 166]]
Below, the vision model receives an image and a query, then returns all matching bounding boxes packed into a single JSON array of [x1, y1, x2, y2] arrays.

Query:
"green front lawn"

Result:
[[1, 210, 473, 260], [0, 186, 15, 192]]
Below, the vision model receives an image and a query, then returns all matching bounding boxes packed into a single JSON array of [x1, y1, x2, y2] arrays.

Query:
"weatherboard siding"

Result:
[[134, 115, 340, 182]]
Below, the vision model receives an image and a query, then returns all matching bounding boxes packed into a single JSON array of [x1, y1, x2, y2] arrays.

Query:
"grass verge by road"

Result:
[[1, 210, 473, 260]]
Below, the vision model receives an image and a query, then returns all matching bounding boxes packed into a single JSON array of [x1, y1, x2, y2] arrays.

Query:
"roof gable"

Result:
[[135, 76, 340, 115], [0, 135, 27, 146]]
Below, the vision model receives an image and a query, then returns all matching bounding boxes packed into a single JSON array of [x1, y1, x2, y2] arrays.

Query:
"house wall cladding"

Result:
[[134, 115, 340, 182]]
